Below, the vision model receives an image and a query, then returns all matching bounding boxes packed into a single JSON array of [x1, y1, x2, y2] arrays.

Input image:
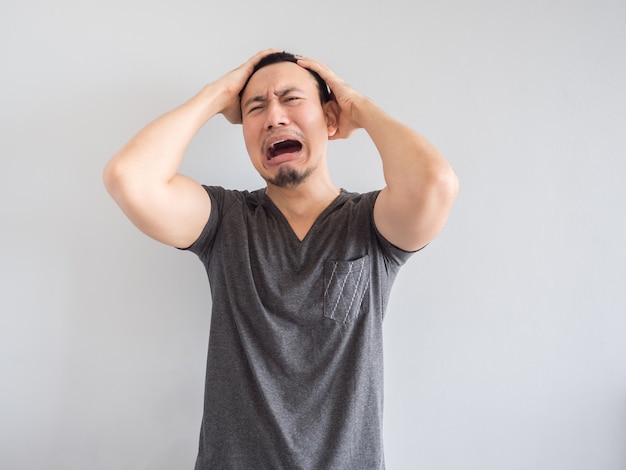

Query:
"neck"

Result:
[[264, 170, 340, 241], [265, 177, 340, 220]]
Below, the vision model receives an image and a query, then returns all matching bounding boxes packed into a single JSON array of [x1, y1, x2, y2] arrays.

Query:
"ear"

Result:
[[323, 100, 340, 138]]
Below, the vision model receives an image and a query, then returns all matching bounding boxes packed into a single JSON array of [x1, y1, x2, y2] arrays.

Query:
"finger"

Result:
[[297, 57, 342, 91], [296, 57, 331, 76], [236, 48, 283, 75], [227, 48, 283, 93], [249, 48, 282, 63]]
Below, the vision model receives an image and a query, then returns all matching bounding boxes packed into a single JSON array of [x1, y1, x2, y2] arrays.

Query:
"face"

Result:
[[240, 62, 337, 188]]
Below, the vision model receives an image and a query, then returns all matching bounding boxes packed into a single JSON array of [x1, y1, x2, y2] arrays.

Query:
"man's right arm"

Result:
[[103, 49, 277, 248]]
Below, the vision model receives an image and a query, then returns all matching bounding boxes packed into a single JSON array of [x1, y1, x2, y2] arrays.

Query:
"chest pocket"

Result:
[[323, 256, 370, 324]]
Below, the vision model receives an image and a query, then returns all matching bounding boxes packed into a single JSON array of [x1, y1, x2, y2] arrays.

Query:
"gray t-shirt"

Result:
[[186, 186, 413, 470]]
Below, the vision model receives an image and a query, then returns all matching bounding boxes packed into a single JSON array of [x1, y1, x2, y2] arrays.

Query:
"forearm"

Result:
[[295, 55, 457, 250], [104, 82, 228, 192], [352, 98, 455, 196], [102, 49, 280, 247], [359, 98, 458, 250]]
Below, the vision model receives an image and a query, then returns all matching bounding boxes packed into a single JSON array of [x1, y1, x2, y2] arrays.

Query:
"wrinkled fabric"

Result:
[[185, 186, 413, 470]]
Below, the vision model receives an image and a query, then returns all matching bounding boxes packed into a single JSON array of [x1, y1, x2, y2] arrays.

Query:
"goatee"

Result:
[[266, 165, 315, 188]]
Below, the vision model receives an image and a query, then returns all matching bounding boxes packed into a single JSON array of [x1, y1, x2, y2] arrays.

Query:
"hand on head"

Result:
[[219, 50, 365, 140], [219, 48, 282, 124], [294, 56, 365, 140]]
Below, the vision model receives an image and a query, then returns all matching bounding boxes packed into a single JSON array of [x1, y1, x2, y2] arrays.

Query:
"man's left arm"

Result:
[[357, 99, 458, 251], [298, 57, 459, 252]]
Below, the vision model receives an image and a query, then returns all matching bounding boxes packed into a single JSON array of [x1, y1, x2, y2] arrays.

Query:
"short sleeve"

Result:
[[180, 185, 222, 261]]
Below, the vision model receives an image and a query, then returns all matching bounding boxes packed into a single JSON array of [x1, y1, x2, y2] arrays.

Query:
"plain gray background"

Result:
[[2, 0, 625, 469]]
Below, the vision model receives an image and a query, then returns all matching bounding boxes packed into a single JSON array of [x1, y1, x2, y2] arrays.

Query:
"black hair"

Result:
[[238, 52, 332, 104]]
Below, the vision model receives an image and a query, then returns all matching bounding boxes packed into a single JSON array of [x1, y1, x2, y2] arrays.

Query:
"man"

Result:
[[104, 49, 458, 469]]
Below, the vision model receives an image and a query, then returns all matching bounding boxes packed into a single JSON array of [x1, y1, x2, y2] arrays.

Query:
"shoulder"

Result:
[[334, 189, 380, 213], [183, 186, 263, 256], [340, 189, 418, 264], [202, 186, 266, 210]]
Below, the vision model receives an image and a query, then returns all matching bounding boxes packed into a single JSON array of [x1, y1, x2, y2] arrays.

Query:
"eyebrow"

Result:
[[242, 87, 305, 111]]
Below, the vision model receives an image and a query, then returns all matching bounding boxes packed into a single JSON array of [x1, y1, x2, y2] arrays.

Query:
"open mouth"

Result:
[[266, 139, 303, 160]]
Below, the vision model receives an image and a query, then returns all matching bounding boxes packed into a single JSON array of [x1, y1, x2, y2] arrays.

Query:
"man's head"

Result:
[[239, 52, 332, 107], [238, 52, 339, 190]]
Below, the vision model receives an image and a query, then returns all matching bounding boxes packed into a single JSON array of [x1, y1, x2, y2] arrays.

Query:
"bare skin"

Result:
[[239, 61, 341, 240], [104, 50, 458, 250], [104, 49, 279, 248], [295, 56, 459, 250]]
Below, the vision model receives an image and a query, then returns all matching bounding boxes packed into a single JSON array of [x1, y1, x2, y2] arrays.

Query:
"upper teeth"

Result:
[[270, 140, 287, 149]]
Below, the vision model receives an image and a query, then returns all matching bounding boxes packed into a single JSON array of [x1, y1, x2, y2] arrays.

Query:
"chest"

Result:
[[209, 199, 374, 320]]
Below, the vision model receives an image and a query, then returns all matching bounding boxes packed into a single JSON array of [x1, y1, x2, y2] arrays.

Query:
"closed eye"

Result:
[[246, 104, 265, 114]]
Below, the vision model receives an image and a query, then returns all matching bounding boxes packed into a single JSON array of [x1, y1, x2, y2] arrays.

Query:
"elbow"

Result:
[[388, 162, 459, 212], [415, 163, 459, 207], [441, 165, 459, 203], [431, 166, 459, 215], [103, 154, 140, 204], [102, 159, 113, 193], [102, 157, 124, 198]]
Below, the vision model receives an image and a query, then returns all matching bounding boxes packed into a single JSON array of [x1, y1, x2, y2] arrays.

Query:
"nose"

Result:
[[265, 99, 289, 130]]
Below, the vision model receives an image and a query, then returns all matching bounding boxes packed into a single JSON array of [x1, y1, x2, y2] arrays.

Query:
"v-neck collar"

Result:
[[260, 188, 347, 243]]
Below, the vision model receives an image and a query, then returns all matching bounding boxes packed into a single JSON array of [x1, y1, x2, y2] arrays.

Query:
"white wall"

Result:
[[2, 1, 625, 469]]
